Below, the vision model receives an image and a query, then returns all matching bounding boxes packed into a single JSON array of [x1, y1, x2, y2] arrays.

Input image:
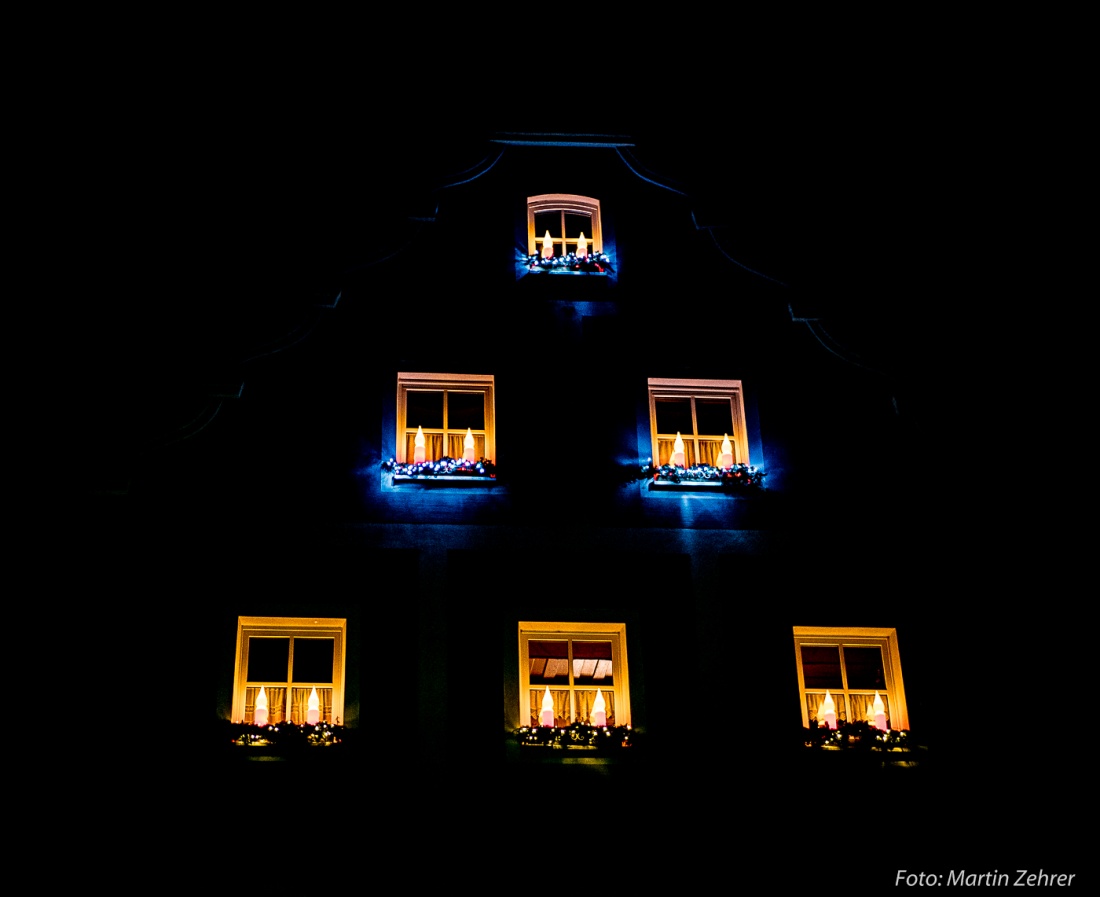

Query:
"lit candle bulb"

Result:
[[717, 433, 734, 469], [873, 691, 888, 731], [820, 689, 837, 729], [464, 427, 475, 462], [591, 688, 607, 727], [307, 686, 320, 725], [413, 425, 426, 463], [576, 231, 587, 259], [541, 230, 554, 259], [254, 685, 268, 727], [670, 432, 686, 467], [540, 686, 555, 727]]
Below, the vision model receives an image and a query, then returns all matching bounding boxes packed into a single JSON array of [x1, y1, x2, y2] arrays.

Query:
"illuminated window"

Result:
[[519, 622, 630, 727], [232, 617, 347, 725], [527, 194, 602, 260], [648, 378, 750, 467], [396, 372, 495, 464], [793, 627, 910, 729]]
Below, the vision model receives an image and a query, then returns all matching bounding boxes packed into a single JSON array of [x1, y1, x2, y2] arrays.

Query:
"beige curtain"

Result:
[[849, 692, 890, 725], [446, 433, 486, 460], [657, 438, 697, 466], [245, 686, 287, 725], [291, 687, 333, 724], [406, 432, 445, 462], [697, 439, 723, 466]]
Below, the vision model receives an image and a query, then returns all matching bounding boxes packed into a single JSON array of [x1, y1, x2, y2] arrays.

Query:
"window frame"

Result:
[[527, 194, 603, 259], [648, 377, 750, 469], [518, 621, 630, 728], [396, 372, 496, 465], [792, 626, 910, 730], [231, 616, 347, 725]]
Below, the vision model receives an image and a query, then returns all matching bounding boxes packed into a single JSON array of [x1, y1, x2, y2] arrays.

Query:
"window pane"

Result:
[[447, 392, 484, 430], [655, 397, 693, 434], [248, 638, 290, 682], [695, 398, 734, 436], [529, 640, 569, 685], [534, 211, 559, 248], [844, 646, 886, 690], [293, 638, 335, 683], [407, 391, 444, 429], [801, 645, 842, 689], [572, 641, 614, 685]]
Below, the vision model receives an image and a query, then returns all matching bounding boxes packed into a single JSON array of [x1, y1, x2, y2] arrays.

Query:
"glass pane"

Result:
[[801, 645, 842, 689], [248, 638, 290, 682], [576, 689, 615, 726], [293, 638, 334, 683], [407, 391, 444, 429], [447, 392, 484, 430], [844, 646, 886, 690], [563, 212, 592, 238], [850, 691, 890, 724], [534, 211, 559, 254], [572, 641, 614, 685], [655, 397, 694, 435], [530, 688, 569, 727], [529, 640, 569, 685], [695, 398, 734, 436]]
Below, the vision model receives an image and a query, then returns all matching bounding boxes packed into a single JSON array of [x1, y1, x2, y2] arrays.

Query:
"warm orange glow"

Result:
[[414, 425, 426, 463], [820, 690, 837, 729], [576, 231, 587, 258], [591, 688, 607, 726], [464, 427, 475, 462], [540, 685, 555, 727], [307, 686, 320, 725], [718, 433, 734, 469], [671, 432, 686, 467], [541, 229, 554, 259], [254, 685, 269, 726], [873, 691, 888, 731]]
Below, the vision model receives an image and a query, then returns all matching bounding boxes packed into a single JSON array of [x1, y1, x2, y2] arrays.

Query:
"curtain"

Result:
[[697, 439, 723, 466], [245, 686, 287, 725], [806, 691, 847, 724], [848, 692, 890, 725], [446, 433, 486, 460], [291, 687, 333, 724], [657, 438, 697, 466], [406, 432, 444, 462], [530, 689, 571, 727], [575, 689, 615, 726]]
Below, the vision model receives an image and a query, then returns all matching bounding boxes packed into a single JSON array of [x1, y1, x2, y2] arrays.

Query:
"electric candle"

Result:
[[873, 691, 888, 731], [307, 687, 320, 725], [542, 230, 554, 259], [820, 690, 837, 729], [464, 427, 475, 462], [414, 426, 426, 463], [670, 432, 686, 467], [717, 433, 734, 469], [591, 688, 607, 727], [576, 232, 587, 258], [254, 686, 268, 727], [540, 686, 555, 727]]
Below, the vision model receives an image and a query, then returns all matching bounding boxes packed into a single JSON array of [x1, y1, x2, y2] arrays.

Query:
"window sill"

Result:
[[391, 473, 499, 487]]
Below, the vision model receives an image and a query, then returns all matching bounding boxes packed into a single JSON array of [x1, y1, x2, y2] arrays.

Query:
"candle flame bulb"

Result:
[[576, 231, 587, 258], [414, 425, 426, 463], [542, 230, 554, 259]]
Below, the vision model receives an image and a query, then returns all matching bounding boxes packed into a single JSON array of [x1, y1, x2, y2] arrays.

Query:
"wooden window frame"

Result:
[[396, 372, 496, 465], [519, 621, 630, 727], [647, 377, 750, 467], [527, 194, 602, 258], [793, 626, 910, 730], [231, 616, 347, 725]]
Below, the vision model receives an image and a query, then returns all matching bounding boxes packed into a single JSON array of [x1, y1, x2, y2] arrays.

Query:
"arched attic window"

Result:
[[525, 194, 611, 273]]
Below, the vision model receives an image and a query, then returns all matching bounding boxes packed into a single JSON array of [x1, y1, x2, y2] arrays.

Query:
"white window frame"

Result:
[[396, 372, 496, 465], [527, 194, 603, 258], [647, 377, 750, 467], [231, 616, 347, 725], [519, 621, 630, 727], [793, 626, 910, 730]]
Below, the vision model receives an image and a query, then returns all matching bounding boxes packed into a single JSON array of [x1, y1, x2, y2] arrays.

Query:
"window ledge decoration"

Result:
[[514, 723, 638, 751], [636, 459, 766, 492], [226, 720, 346, 750], [803, 719, 918, 754], [523, 250, 614, 275], [383, 456, 497, 482]]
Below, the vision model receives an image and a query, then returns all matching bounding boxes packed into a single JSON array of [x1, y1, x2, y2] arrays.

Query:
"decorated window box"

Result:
[[643, 461, 766, 493], [383, 457, 498, 486], [522, 251, 613, 275]]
